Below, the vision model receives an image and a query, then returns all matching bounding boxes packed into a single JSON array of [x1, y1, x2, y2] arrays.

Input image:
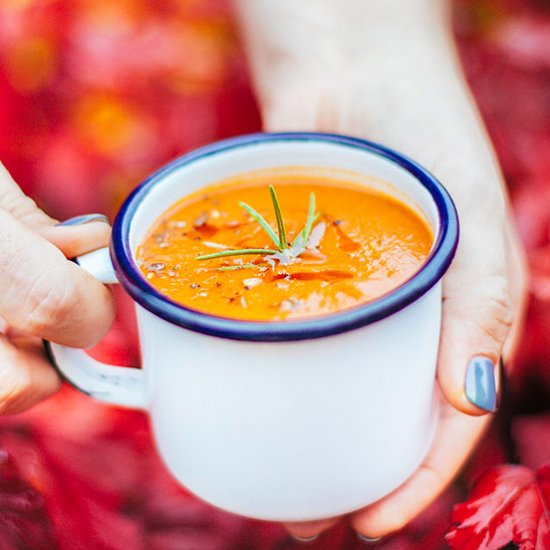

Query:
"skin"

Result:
[[0, 0, 527, 540], [235, 0, 528, 540]]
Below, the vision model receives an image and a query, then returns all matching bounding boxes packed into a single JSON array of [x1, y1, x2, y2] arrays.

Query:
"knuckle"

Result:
[[21, 272, 76, 336], [477, 277, 514, 339], [0, 189, 39, 219], [447, 274, 514, 347]]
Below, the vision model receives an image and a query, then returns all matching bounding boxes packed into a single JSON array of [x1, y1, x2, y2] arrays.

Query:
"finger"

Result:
[[284, 517, 340, 541], [1, 163, 111, 258], [39, 215, 111, 259], [350, 404, 491, 539], [0, 163, 56, 228], [0, 207, 115, 347], [0, 336, 61, 415], [437, 221, 513, 415]]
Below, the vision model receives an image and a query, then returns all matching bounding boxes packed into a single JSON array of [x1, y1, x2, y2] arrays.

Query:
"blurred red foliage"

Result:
[[0, 450, 56, 550], [1, 0, 550, 548]]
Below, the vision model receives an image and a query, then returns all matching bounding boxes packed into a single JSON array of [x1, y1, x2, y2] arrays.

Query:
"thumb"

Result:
[[39, 214, 111, 259], [437, 257, 513, 416]]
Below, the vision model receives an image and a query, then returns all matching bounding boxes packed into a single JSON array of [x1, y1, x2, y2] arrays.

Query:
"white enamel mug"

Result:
[[47, 133, 459, 522]]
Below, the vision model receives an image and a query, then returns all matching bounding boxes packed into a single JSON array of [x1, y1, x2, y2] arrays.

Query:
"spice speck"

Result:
[[147, 263, 165, 272]]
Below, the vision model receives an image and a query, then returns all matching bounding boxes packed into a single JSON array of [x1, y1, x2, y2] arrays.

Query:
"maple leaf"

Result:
[[446, 463, 550, 550]]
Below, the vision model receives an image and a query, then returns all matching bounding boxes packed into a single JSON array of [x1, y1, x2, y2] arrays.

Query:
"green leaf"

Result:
[[196, 248, 275, 261], [269, 185, 287, 250], [239, 202, 281, 249]]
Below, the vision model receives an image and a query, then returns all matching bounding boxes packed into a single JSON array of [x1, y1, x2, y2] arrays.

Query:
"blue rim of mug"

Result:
[[110, 132, 459, 341]]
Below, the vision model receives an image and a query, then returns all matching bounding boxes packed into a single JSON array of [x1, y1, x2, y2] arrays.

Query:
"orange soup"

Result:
[[136, 174, 433, 321]]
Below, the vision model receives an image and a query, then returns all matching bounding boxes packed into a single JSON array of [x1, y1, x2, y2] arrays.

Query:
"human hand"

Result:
[[236, 0, 528, 540], [0, 163, 115, 414]]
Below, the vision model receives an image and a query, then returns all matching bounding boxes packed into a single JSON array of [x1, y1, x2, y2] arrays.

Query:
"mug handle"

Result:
[[45, 246, 147, 410]]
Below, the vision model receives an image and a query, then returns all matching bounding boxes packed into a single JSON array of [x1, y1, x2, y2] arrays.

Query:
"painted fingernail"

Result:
[[291, 534, 320, 543], [357, 533, 383, 544], [465, 356, 497, 412], [56, 214, 110, 227]]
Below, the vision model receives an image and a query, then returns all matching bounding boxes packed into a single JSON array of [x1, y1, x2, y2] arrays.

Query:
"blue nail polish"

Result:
[[465, 357, 497, 412], [292, 534, 319, 544], [357, 533, 382, 544], [56, 214, 110, 227]]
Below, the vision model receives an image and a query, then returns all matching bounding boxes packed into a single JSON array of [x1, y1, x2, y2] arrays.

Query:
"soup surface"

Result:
[[136, 174, 433, 321]]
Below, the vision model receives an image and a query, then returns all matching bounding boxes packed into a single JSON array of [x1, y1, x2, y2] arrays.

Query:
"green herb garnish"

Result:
[[216, 263, 258, 271], [269, 185, 287, 250], [237, 201, 280, 249], [195, 185, 324, 267]]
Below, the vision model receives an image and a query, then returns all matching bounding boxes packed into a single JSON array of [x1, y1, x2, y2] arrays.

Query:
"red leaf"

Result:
[[446, 463, 550, 549]]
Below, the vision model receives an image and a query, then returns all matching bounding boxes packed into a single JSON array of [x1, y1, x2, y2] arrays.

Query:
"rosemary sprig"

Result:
[[196, 248, 275, 261], [291, 193, 316, 252], [238, 201, 280, 248], [195, 185, 323, 266], [269, 185, 287, 250], [217, 263, 258, 271]]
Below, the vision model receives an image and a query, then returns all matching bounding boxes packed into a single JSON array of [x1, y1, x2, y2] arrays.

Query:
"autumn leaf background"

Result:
[[1, 0, 550, 548]]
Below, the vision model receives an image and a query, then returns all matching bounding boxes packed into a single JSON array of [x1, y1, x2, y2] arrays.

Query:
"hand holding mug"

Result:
[[0, 163, 113, 414], [235, 0, 528, 539]]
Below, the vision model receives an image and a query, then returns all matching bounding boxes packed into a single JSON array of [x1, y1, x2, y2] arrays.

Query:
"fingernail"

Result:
[[56, 214, 110, 227], [357, 533, 383, 544], [465, 356, 497, 412], [291, 534, 320, 543]]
